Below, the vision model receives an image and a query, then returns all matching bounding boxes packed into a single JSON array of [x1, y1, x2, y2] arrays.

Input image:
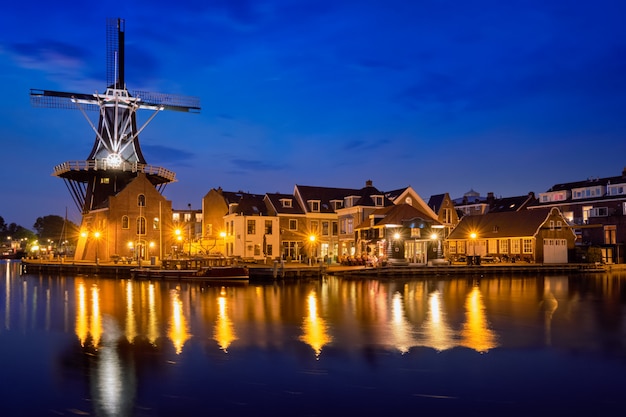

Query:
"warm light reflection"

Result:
[[214, 288, 237, 352], [125, 280, 137, 343], [299, 290, 332, 358], [75, 281, 103, 348], [147, 283, 159, 345], [460, 285, 498, 352], [390, 292, 415, 353], [94, 317, 127, 417], [420, 290, 455, 351], [91, 285, 102, 348], [168, 289, 190, 354], [76, 281, 88, 346]]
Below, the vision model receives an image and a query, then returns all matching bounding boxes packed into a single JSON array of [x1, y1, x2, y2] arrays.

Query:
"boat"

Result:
[[131, 265, 249, 281]]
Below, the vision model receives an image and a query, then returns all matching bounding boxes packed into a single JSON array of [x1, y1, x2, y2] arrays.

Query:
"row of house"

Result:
[[77, 167, 626, 265]]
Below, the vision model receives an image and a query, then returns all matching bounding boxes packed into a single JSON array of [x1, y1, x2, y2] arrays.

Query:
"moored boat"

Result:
[[131, 265, 249, 280]]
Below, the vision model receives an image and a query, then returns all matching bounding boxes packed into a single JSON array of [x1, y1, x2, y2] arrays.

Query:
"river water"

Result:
[[1, 260, 625, 416]]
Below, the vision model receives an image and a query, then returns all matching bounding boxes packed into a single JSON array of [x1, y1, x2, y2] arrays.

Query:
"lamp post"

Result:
[[187, 203, 192, 257], [470, 232, 477, 265], [220, 231, 227, 256], [94, 231, 101, 265], [308, 234, 316, 266]]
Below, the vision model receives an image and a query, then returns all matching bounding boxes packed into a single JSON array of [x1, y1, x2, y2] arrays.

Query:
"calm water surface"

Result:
[[1, 260, 625, 416]]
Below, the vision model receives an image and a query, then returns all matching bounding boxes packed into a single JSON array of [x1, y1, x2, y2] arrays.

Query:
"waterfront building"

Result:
[[264, 192, 307, 261], [355, 203, 443, 265], [529, 167, 626, 264], [446, 207, 576, 264]]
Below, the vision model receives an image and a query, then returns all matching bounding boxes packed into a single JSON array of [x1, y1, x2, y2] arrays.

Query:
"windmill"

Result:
[[31, 18, 200, 214]]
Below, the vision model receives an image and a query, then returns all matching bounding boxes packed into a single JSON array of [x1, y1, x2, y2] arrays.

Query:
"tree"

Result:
[[33, 215, 79, 244]]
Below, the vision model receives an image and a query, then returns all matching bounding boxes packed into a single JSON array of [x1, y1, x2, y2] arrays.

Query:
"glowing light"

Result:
[[75, 281, 88, 346], [214, 291, 237, 353], [460, 286, 498, 352], [299, 291, 332, 358], [168, 289, 190, 354]]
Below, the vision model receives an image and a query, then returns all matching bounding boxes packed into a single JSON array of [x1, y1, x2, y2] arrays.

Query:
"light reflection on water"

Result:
[[2, 260, 626, 416]]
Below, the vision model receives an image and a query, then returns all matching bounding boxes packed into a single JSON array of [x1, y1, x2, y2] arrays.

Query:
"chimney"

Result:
[[365, 179, 373, 187], [622, 167, 626, 178]]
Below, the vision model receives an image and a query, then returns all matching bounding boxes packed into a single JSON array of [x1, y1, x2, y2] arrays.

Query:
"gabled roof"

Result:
[[427, 194, 446, 213], [355, 203, 441, 229], [353, 181, 394, 207], [447, 208, 556, 240], [233, 193, 268, 216], [294, 184, 360, 213], [265, 193, 305, 215]]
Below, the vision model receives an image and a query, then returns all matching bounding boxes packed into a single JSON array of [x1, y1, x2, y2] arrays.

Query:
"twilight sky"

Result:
[[1, 0, 625, 228]]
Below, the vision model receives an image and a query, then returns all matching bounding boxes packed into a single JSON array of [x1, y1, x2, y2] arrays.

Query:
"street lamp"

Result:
[[94, 231, 101, 265], [470, 232, 477, 265], [308, 234, 316, 266], [219, 231, 227, 256]]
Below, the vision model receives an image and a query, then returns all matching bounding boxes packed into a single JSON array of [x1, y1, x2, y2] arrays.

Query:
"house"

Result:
[[335, 180, 395, 257], [223, 193, 278, 261], [355, 203, 443, 265], [446, 207, 576, 264], [264, 192, 307, 261], [529, 167, 626, 263], [74, 172, 174, 262]]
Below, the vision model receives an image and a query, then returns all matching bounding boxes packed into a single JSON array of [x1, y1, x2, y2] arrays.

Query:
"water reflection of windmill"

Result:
[[30, 18, 200, 261]]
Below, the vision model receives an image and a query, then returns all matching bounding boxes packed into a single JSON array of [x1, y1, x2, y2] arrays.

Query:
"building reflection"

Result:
[[214, 287, 237, 352], [299, 290, 332, 358], [459, 284, 498, 352], [168, 287, 191, 354], [420, 289, 456, 351]]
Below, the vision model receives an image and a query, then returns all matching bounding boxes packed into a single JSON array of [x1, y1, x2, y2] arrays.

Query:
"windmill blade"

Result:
[[30, 89, 99, 111], [107, 18, 125, 89], [133, 90, 201, 113]]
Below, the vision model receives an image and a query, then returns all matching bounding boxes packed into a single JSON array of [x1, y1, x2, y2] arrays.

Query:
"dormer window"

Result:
[[309, 200, 320, 212], [280, 199, 292, 208], [331, 200, 343, 210], [373, 195, 383, 206]]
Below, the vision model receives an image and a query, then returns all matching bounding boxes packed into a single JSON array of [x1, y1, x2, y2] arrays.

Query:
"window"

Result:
[[311, 220, 319, 233], [153, 217, 160, 230], [332, 221, 338, 236], [265, 220, 273, 235], [522, 238, 533, 254], [122, 215, 129, 229], [173, 213, 180, 222], [138, 194, 146, 207], [280, 199, 292, 208], [347, 218, 353, 234], [411, 228, 421, 237], [549, 220, 555, 230], [322, 221, 329, 236], [488, 239, 497, 254], [511, 239, 520, 254], [100, 177, 110, 184], [604, 226, 616, 244], [449, 241, 457, 254], [266, 244, 273, 256], [563, 211, 574, 223], [373, 196, 383, 206], [557, 221, 562, 230], [289, 219, 297, 230], [499, 239, 509, 254], [247, 219, 256, 235], [137, 217, 146, 235], [405, 197, 413, 205], [589, 207, 608, 217], [309, 201, 320, 212]]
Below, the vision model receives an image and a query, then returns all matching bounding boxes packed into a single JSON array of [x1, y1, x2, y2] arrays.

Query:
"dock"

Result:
[[17, 258, 624, 280]]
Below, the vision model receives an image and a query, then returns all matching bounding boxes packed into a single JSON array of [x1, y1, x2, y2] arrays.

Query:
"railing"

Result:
[[53, 160, 176, 182]]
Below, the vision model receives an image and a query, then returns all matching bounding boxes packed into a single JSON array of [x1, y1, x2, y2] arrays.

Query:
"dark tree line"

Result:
[[1, 215, 79, 245]]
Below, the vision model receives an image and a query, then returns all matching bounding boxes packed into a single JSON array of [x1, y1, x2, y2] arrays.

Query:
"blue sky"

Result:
[[1, 0, 625, 228]]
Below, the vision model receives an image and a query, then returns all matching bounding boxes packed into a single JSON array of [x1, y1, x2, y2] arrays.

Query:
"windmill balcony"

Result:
[[53, 160, 176, 182]]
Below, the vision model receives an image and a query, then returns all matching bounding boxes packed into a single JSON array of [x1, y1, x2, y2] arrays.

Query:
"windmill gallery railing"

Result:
[[53, 160, 176, 182]]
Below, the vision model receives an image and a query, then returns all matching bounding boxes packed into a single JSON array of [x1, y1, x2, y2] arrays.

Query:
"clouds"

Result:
[[2, 0, 626, 227]]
